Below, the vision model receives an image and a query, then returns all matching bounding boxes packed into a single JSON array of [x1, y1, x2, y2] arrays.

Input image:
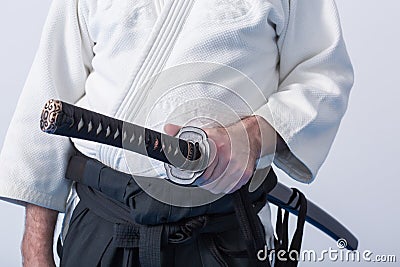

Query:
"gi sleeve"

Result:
[[0, 0, 93, 211], [254, 0, 354, 183]]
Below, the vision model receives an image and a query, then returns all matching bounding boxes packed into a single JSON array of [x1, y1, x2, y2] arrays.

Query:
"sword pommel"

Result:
[[40, 99, 63, 134]]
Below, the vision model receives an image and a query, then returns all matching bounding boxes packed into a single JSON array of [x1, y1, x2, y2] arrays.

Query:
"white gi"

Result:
[[0, 0, 353, 246]]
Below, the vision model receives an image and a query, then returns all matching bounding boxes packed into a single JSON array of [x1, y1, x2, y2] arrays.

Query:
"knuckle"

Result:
[[243, 168, 254, 179]]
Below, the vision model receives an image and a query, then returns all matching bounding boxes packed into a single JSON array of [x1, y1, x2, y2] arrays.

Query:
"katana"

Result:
[[40, 99, 210, 185], [40, 99, 358, 250]]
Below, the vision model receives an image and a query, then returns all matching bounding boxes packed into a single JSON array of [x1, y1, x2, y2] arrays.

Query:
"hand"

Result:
[[164, 115, 276, 194], [22, 203, 58, 267]]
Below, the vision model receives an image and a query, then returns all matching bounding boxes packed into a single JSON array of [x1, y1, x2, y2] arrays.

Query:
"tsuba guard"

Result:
[[165, 126, 210, 185]]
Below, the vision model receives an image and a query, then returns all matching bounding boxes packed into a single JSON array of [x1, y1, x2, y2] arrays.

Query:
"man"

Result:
[[0, 0, 353, 266]]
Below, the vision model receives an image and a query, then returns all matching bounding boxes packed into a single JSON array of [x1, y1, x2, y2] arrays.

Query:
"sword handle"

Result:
[[40, 99, 206, 172]]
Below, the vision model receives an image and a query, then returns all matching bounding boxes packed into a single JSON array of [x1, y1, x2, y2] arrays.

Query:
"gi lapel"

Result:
[[116, 0, 195, 120], [101, 0, 195, 165]]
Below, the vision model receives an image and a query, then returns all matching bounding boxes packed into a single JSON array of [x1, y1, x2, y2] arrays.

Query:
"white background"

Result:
[[0, 0, 399, 266]]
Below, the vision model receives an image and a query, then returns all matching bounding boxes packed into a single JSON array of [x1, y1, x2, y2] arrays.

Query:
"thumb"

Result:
[[164, 123, 182, 136]]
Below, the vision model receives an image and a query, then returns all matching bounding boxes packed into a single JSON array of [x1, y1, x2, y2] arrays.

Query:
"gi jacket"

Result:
[[0, 0, 353, 211]]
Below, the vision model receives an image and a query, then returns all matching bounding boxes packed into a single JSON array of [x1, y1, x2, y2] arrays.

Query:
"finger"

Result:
[[206, 154, 229, 184], [203, 162, 243, 194], [201, 146, 245, 194], [196, 154, 219, 185], [205, 137, 218, 169], [228, 178, 247, 193], [228, 164, 256, 193], [163, 123, 181, 136], [205, 170, 241, 194], [211, 158, 256, 194]]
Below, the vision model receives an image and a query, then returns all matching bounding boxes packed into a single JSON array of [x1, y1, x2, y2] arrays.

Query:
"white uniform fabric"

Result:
[[0, 0, 353, 213]]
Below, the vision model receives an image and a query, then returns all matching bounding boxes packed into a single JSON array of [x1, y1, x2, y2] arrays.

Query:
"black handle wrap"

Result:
[[40, 100, 203, 170]]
